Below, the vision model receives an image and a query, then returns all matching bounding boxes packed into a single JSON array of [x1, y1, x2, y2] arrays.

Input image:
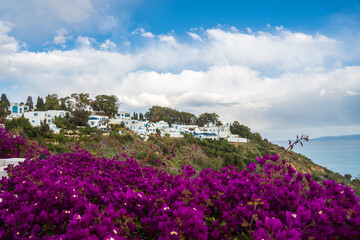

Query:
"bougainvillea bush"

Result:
[[0, 128, 360, 239], [0, 127, 49, 159]]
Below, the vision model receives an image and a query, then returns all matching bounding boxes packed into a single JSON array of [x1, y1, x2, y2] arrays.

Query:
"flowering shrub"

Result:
[[0, 128, 360, 239], [0, 127, 49, 159]]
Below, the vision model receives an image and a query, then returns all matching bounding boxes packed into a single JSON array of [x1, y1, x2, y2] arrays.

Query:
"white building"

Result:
[[23, 110, 68, 134], [6, 105, 68, 134], [154, 121, 170, 136], [23, 110, 67, 127], [108, 112, 132, 126], [193, 128, 219, 140], [8, 102, 30, 117], [227, 134, 248, 143], [114, 112, 131, 121], [88, 115, 109, 130], [217, 124, 232, 138], [126, 120, 156, 137]]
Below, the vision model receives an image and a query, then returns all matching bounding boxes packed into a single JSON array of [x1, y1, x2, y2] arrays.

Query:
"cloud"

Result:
[[100, 39, 117, 50], [187, 32, 203, 42], [0, 0, 140, 44], [53, 28, 71, 47], [45, 0, 95, 23], [0, 21, 18, 53], [126, 27, 341, 74], [158, 34, 178, 46], [76, 36, 96, 48], [131, 27, 154, 38], [0, 21, 359, 140]]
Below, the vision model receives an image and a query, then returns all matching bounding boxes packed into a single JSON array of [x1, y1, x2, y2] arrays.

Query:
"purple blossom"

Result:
[[0, 127, 359, 239]]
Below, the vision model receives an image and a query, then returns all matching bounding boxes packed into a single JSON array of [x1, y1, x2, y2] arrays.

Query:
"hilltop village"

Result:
[[5, 101, 247, 143]]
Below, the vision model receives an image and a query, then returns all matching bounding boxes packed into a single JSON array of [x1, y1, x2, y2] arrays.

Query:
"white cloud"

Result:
[[346, 90, 359, 96], [76, 36, 96, 48], [187, 32, 203, 42], [0, 21, 18, 53], [100, 39, 116, 50], [42, 0, 95, 23], [0, 22, 359, 139], [131, 27, 154, 38], [53, 28, 70, 47], [275, 25, 284, 31], [159, 35, 178, 46], [0, 0, 140, 45]]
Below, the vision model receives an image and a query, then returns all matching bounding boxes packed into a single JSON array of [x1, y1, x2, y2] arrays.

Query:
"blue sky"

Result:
[[0, 0, 360, 140]]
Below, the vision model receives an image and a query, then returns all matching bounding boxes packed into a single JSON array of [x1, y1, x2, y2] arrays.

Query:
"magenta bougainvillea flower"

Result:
[[0, 127, 359, 239]]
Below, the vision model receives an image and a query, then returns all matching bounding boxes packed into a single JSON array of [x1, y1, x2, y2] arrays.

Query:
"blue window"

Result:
[[125, 113, 130, 117], [20, 108, 22, 113], [34, 113, 38, 116], [12, 106, 18, 113]]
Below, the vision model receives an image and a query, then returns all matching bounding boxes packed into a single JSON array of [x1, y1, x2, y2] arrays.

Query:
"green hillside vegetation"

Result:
[[2, 99, 360, 197], [4, 116, 360, 197]]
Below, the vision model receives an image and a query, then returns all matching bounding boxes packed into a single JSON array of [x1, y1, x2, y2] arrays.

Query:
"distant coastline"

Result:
[[311, 134, 360, 141], [274, 134, 360, 178]]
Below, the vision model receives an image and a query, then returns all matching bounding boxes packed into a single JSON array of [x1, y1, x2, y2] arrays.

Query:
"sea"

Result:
[[274, 134, 360, 179]]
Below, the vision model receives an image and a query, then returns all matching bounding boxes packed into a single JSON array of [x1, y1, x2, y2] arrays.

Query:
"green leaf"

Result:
[[242, 222, 250, 227]]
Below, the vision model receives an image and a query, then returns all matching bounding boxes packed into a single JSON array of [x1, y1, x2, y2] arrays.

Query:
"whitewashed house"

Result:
[[227, 134, 248, 143], [193, 128, 219, 140], [125, 120, 146, 135], [6, 105, 68, 134], [108, 112, 132, 125], [88, 115, 109, 130], [24, 110, 68, 134], [7, 102, 30, 118], [24, 110, 67, 127], [115, 112, 131, 121], [154, 121, 170, 136], [217, 124, 232, 138], [168, 124, 198, 138]]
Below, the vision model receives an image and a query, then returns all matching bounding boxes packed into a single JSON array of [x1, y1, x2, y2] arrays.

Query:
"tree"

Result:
[[59, 97, 70, 111], [68, 93, 92, 126], [92, 95, 119, 118], [145, 106, 179, 125], [26, 96, 34, 110], [0, 102, 10, 121], [70, 110, 89, 127], [0, 93, 10, 120], [139, 113, 144, 120], [197, 112, 219, 127], [1, 94, 10, 107], [132, 112, 138, 120], [35, 97, 45, 111], [230, 121, 263, 142], [344, 174, 352, 180], [177, 111, 197, 125], [45, 94, 61, 110], [67, 93, 92, 112]]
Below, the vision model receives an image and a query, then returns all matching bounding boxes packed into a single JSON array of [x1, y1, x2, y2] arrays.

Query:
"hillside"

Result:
[[2, 126, 360, 239], [39, 126, 360, 196], [3, 107, 360, 194]]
